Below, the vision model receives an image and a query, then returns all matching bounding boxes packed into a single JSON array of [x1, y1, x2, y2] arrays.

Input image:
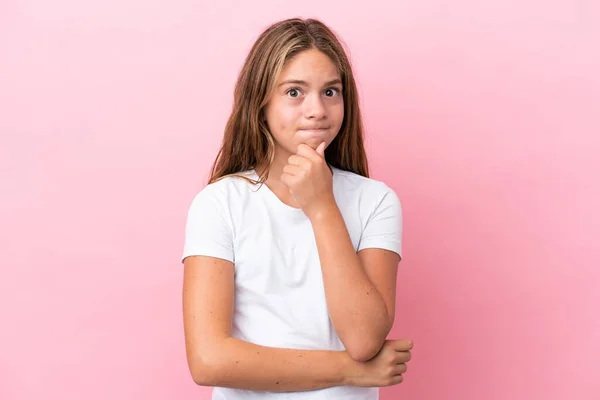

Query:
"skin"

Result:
[[260, 48, 411, 361], [260, 48, 344, 209]]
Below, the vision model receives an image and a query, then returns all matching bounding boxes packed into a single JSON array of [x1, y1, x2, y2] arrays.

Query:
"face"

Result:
[[263, 48, 344, 159]]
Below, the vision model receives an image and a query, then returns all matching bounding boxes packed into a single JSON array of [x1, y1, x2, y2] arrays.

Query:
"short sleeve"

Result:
[[181, 186, 234, 264], [357, 186, 403, 260]]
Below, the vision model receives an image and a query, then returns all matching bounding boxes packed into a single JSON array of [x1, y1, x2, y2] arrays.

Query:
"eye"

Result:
[[325, 88, 341, 97], [286, 88, 302, 98]]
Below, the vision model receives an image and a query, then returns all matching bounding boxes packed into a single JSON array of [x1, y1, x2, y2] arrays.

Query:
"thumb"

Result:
[[316, 141, 326, 158]]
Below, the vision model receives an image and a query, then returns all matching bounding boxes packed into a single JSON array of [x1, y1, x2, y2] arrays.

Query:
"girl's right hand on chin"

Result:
[[346, 339, 413, 388]]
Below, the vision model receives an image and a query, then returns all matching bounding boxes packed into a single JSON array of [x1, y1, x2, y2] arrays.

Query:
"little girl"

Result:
[[181, 17, 413, 400]]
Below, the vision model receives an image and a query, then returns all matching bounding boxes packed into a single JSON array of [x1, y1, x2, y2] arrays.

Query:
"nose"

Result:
[[303, 93, 327, 120]]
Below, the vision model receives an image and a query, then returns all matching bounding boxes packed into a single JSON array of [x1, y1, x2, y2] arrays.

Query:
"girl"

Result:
[[181, 18, 413, 400]]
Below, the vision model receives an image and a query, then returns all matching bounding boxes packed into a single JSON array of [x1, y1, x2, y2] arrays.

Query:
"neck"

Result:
[[256, 145, 291, 189]]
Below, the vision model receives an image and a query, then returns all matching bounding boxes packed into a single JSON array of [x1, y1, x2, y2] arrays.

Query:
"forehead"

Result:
[[278, 49, 340, 81]]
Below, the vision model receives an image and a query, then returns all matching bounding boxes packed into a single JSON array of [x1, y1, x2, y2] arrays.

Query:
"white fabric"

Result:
[[182, 166, 403, 400]]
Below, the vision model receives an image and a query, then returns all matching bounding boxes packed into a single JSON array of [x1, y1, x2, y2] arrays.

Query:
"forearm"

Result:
[[310, 203, 391, 361], [195, 337, 356, 392]]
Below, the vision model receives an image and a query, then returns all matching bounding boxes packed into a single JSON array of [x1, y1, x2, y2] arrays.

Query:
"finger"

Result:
[[316, 141, 326, 158], [283, 164, 302, 176], [280, 172, 294, 187], [393, 339, 413, 351], [394, 363, 408, 374], [296, 143, 322, 163], [396, 351, 412, 363], [387, 375, 404, 387], [287, 154, 310, 167]]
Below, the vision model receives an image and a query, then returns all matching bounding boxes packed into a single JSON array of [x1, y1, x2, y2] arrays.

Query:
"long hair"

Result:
[[208, 18, 369, 185]]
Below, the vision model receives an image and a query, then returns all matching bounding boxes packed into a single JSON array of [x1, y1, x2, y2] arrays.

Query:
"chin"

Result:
[[301, 137, 328, 149]]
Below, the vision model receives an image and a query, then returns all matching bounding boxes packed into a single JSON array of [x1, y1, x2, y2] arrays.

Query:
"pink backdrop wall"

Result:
[[1, 1, 598, 399]]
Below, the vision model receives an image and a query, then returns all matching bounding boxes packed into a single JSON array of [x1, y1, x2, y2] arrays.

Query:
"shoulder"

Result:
[[190, 170, 257, 204], [184, 171, 257, 229], [184, 172, 259, 229], [332, 167, 400, 201]]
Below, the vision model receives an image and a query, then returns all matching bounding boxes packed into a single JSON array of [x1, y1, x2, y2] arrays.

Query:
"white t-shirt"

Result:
[[182, 166, 403, 400]]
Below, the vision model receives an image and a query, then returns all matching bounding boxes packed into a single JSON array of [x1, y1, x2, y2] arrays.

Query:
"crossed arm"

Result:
[[182, 203, 400, 390]]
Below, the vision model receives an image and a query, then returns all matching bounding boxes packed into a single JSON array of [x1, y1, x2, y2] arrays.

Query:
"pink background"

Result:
[[1, 1, 599, 399]]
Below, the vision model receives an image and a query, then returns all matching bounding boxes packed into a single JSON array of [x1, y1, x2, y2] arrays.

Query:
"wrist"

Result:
[[338, 351, 362, 387], [306, 196, 338, 222]]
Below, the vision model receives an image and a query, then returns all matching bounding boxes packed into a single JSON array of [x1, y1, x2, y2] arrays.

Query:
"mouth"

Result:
[[298, 127, 329, 133]]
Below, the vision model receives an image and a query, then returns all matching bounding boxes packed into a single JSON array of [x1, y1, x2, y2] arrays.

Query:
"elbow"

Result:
[[346, 337, 386, 362], [188, 352, 220, 387], [191, 367, 214, 387], [345, 320, 393, 362], [347, 348, 376, 363], [187, 337, 233, 386]]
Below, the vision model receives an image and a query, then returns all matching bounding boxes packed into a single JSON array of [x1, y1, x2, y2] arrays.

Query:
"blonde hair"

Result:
[[208, 18, 369, 185]]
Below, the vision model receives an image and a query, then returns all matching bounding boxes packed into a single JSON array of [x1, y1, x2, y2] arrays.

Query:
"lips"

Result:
[[298, 127, 329, 132]]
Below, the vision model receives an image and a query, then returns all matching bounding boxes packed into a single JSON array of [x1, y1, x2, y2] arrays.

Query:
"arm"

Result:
[[308, 203, 400, 362], [182, 255, 359, 392], [279, 144, 402, 362]]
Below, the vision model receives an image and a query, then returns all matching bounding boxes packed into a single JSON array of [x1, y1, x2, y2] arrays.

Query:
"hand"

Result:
[[281, 142, 335, 219], [345, 339, 413, 388]]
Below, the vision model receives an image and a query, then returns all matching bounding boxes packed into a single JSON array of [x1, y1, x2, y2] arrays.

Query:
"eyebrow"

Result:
[[278, 79, 342, 87]]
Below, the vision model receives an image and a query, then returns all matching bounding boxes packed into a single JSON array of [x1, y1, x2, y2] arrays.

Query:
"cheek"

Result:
[[335, 102, 345, 118], [278, 107, 301, 129], [331, 104, 344, 127], [267, 102, 296, 129], [266, 107, 297, 145]]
